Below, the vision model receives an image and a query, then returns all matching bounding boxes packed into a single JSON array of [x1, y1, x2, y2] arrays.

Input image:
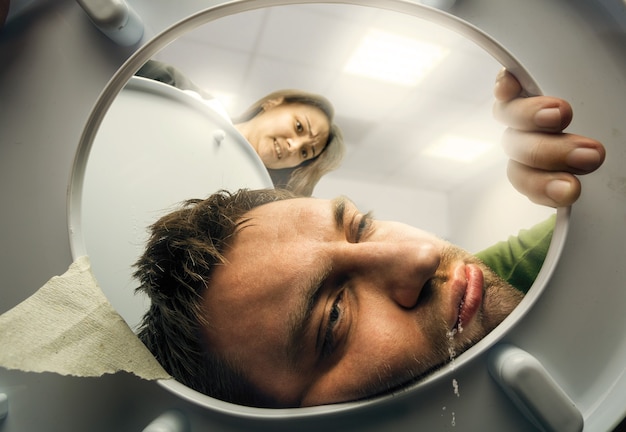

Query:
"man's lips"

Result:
[[459, 264, 484, 328], [450, 264, 484, 331]]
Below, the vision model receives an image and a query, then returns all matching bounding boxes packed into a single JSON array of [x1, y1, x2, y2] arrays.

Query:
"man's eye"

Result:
[[322, 291, 344, 357], [329, 296, 341, 325]]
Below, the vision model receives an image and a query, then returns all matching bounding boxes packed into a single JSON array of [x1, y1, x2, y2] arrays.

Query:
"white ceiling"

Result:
[[154, 3, 508, 193]]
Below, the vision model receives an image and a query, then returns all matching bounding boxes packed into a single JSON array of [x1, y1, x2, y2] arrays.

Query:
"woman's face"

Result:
[[242, 102, 331, 169]]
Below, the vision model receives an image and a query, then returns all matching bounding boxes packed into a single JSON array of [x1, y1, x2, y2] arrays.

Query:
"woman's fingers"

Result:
[[507, 160, 582, 208], [494, 69, 606, 207], [493, 69, 523, 102], [493, 69, 573, 133], [502, 129, 605, 176], [494, 95, 574, 133]]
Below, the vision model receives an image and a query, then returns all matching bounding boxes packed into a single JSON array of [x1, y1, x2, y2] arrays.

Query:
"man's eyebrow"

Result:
[[287, 266, 330, 369], [333, 196, 348, 231], [286, 197, 346, 369]]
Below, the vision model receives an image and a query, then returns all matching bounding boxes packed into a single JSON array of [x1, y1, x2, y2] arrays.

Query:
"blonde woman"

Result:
[[137, 60, 345, 196]]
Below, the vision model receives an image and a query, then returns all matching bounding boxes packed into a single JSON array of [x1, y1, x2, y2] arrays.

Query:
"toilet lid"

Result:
[[68, 76, 273, 329]]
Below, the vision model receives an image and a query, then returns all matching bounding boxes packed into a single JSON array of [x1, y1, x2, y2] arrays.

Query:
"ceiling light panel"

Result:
[[343, 29, 449, 86], [422, 134, 495, 163]]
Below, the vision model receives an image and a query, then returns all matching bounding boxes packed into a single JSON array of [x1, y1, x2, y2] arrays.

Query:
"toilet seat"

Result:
[[68, 75, 273, 328], [59, 2, 621, 428]]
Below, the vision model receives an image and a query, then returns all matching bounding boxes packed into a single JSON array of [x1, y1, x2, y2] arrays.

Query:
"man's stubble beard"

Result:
[[346, 244, 526, 400], [479, 265, 525, 332], [426, 245, 525, 367]]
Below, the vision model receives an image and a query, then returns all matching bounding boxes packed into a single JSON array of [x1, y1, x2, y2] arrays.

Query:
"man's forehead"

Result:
[[246, 196, 352, 216], [204, 198, 334, 335], [240, 197, 328, 224], [216, 196, 349, 294], [234, 197, 353, 244]]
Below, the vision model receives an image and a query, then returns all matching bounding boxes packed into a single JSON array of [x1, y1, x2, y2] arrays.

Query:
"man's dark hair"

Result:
[[133, 188, 296, 407]]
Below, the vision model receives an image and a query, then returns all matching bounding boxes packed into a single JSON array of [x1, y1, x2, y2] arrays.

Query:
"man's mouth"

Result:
[[450, 264, 484, 332], [274, 139, 282, 160]]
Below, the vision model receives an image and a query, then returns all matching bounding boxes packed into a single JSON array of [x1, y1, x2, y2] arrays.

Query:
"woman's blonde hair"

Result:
[[232, 89, 345, 196]]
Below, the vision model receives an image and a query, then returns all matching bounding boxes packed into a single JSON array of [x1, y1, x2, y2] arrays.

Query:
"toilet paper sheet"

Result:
[[0, 256, 170, 380]]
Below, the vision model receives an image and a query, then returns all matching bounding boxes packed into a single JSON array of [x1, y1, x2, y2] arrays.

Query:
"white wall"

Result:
[[314, 163, 553, 256], [447, 163, 554, 253], [314, 174, 449, 239]]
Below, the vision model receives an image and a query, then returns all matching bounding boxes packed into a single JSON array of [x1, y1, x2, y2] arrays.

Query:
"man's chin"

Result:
[[449, 263, 525, 353], [480, 274, 525, 333]]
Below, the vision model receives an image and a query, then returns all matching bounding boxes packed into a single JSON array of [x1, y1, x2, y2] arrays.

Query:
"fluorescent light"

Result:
[[422, 135, 495, 163], [344, 29, 449, 86]]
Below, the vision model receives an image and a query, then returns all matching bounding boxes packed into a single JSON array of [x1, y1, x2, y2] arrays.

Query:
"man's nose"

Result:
[[339, 241, 441, 309]]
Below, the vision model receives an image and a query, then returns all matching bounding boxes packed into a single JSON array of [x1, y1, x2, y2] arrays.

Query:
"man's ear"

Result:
[[261, 97, 285, 112]]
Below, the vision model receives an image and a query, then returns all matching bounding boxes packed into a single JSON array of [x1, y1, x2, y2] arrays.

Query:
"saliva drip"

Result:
[[445, 322, 462, 427]]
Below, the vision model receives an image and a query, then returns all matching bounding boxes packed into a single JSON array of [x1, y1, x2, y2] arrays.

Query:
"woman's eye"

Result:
[[301, 149, 308, 159], [296, 120, 303, 133]]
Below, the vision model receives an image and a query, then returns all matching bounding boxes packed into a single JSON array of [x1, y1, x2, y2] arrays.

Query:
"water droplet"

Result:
[[447, 329, 458, 369]]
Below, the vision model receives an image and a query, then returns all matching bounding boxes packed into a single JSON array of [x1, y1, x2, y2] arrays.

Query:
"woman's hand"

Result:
[[493, 69, 605, 207]]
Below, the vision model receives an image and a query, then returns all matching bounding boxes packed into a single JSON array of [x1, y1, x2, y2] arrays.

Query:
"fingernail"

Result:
[[546, 179, 573, 204], [566, 148, 603, 172], [534, 108, 561, 128]]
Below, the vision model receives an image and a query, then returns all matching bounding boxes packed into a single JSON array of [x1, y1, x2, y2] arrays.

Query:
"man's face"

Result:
[[201, 197, 522, 407]]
